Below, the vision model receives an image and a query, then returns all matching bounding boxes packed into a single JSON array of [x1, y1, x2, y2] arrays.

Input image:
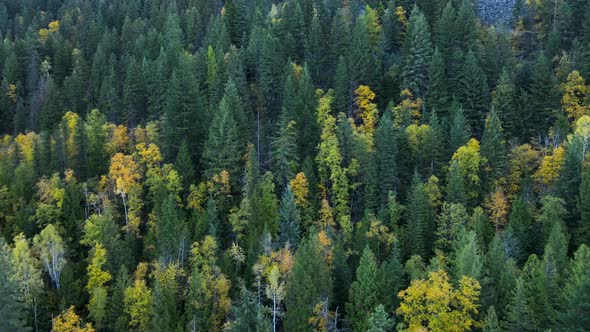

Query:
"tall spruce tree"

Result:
[[402, 6, 433, 97], [406, 174, 435, 257]]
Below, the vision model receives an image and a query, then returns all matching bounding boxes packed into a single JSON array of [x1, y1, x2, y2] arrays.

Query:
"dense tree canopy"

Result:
[[0, 0, 590, 330]]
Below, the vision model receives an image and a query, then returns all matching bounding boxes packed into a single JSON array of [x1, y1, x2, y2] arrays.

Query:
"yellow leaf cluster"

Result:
[[207, 170, 231, 197], [8, 83, 17, 103], [290, 172, 310, 208], [354, 85, 379, 144], [39, 20, 60, 43], [561, 71, 590, 122], [397, 270, 481, 332], [394, 89, 423, 126], [533, 146, 565, 189], [451, 139, 484, 200], [52, 306, 95, 332], [187, 183, 208, 213], [135, 143, 162, 169], [483, 187, 509, 230], [109, 153, 140, 197], [109, 125, 130, 153], [507, 144, 540, 197]]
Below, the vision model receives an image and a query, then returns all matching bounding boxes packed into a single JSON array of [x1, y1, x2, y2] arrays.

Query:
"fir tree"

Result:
[[406, 174, 435, 257], [367, 304, 394, 332], [284, 235, 332, 331], [346, 246, 381, 332], [457, 51, 489, 129], [481, 108, 507, 184], [426, 48, 450, 115], [375, 112, 398, 208], [492, 69, 518, 138], [402, 6, 434, 97], [0, 239, 29, 332], [278, 185, 301, 249]]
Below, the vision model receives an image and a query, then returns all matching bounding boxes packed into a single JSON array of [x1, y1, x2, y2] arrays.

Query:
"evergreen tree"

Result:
[[379, 243, 405, 312], [278, 185, 301, 249], [406, 174, 435, 257], [332, 240, 352, 312], [0, 239, 29, 331], [346, 246, 381, 332], [578, 166, 590, 245], [446, 160, 467, 205], [174, 140, 195, 189], [505, 196, 533, 262], [448, 103, 471, 157], [402, 6, 433, 97], [492, 69, 518, 138], [504, 277, 535, 331], [156, 195, 187, 266], [528, 53, 558, 136], [457, 51, 489, 129], [163, 54, 204, 161], [367, 304, 394, 332], [426, 48, 450, 115], [375, 112, 398, 207], [202, 88, 241, 180], [284, 235, 332, 331], [272, 108, 299, 189], [481, 108, 507, 184]]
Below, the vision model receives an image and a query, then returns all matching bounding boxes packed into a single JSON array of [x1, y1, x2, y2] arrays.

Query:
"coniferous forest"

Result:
[[2, 0, 590, 331]]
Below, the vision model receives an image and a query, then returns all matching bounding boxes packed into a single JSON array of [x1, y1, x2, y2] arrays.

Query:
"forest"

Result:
[[0, 0, 590, 331]]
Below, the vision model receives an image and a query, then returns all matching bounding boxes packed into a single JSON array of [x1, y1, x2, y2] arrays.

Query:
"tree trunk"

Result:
[[122, 194, 129, 234]]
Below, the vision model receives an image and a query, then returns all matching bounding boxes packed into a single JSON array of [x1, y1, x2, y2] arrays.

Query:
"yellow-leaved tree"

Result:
[[561, 71, 590, 122], [52, 306, 94, 332], [397, 270, 481, 332], [451, 138, 485, 202], [108, 153, 141, 234]]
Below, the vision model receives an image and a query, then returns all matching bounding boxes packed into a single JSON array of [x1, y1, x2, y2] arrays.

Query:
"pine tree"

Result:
[[202, 88, 241, 180], [284, 235, 332, 331], [332, 240, 352, 312], [278, 185, 301, 249], [446, 160, 467, 205], [483, 306, 501, 332], [379, 243, 405, 312], [402, 6, 433, 97], [406, 174, 435, 257], [163, 54, 204, 162], [492, 69, 518, 138], [156, 195, 187, 266], [108, 266, 130, 331], [334, 56, 351, 115], [453, 230, 484, 281], [481, 108, 507, 184], [0, 239, 29, 331], [484, 235, 517, 320], [578, 166, 590, 245], [367, 304, 394, 332], [504, 277, 535, 331], [435, 1, 457, 58], [454, 0, 477, 51], [346, 246, 381, 332], [426, 48, 450, 115], [457, 51, 489, 129], [174, 140, 195, 189], [558, 244, 590, 331], [375, 112, 398, 207], [448, 103, 471, 158], [528, 53, 558, 136], [272, 108, 299, 189]]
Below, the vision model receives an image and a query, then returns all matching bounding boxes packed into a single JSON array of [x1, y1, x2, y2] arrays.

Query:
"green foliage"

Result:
[[285, 235, 332, 331], [346, 246, 381, 332]]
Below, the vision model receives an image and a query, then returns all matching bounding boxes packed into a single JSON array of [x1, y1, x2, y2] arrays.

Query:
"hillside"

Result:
[[1, 0, 590, 331]]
